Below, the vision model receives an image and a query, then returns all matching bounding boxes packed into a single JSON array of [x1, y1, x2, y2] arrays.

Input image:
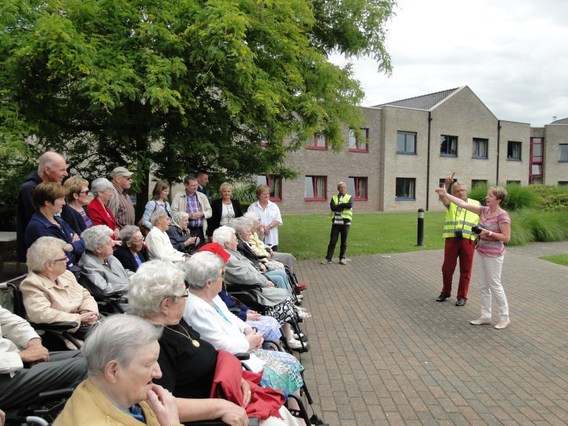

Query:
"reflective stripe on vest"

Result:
[[331, 194, 353, 221], [442, 199, 480, 240]]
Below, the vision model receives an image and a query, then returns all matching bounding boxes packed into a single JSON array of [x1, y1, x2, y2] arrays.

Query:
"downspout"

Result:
[[426, 111, 433, 210], [496, 120, 501, 185]]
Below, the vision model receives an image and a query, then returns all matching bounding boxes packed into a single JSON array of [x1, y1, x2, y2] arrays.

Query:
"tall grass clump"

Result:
[[468, 183, 538, 211], [514, 209, 568, 242]]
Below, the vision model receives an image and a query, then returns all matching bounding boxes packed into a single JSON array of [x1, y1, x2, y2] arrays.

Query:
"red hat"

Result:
[[198, 242, 230, 263]]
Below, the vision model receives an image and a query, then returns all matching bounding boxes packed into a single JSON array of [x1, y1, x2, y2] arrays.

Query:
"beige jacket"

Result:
[[20, 270, 98, 330]]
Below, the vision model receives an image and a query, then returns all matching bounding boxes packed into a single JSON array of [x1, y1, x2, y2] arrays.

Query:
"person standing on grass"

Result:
[[322, 182, 353, 265], [435, 185, 511, 330], [436, 173, 480, 307]]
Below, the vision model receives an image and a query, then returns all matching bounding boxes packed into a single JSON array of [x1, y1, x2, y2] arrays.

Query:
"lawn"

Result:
[[540, 254, 568, 267], [279, 211, 447, 260]]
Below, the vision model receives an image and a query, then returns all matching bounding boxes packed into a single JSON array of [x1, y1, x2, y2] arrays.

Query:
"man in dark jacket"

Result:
[[16, 152, 68, 261]]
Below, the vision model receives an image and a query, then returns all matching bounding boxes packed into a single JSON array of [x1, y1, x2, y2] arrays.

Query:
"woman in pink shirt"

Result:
[[435, 186, 511, 330]]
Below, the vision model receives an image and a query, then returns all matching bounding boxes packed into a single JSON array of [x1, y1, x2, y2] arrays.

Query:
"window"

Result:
[[507, 141, 522, 161], [440, 135, 458, 156], [256, 175, 283, 201], [506, 180, 521, 185], [304, 176, 326, 200], [308, 133, 328, 150], [472, 138, 488, 159], [348, 128, 369, 152], [348, 177, 368, 200], [560, 144, 568, 162], [471, 179, 487, 188], [397, 131, 417, 154], [559, 181, 568, 186], [395, 178, 416, 200]]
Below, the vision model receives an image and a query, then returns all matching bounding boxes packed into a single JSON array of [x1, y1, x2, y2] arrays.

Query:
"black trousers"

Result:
[[326, 224, 350, 260], [189, 227, 206, 248]]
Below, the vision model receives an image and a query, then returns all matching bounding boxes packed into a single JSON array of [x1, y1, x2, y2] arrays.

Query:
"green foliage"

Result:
[[0, 0, 395, 207], [513, 210, 568, 243], [468, 183, 540, 211], [528, 184, 568, 210]]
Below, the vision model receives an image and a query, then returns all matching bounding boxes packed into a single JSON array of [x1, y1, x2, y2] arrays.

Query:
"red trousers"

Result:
[[441, 237, 475, 300]]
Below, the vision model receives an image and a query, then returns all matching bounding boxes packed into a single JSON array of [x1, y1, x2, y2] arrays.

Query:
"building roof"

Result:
[[551, 117, 568, 124], [374, 87, 461, 110]]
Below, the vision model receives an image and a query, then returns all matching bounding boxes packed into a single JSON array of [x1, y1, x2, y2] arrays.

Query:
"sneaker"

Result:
[[293, 332, 307, 341], [295, 283, 308, 291], [470, 317, 491, 325], [320, 260, 332, 265], [494, 319, 510, 330], [296, 310, 312, 319], [339, 258, 347, 265]]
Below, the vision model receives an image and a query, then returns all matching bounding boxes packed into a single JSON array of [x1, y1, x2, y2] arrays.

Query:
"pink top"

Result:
[[476, 207, 510, 257]]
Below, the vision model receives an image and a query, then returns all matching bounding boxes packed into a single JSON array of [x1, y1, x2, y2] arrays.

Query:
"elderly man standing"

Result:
[[322, 181, 353, 265], [107, 166, 135, 229], [436, 173, 480, 306], [172, 175, 212, 247], [16, 151, 68, 262], [0, 304, 86, 410]]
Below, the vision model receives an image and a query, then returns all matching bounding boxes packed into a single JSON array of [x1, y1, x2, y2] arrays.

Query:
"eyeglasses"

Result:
[[51, 256, 68, 263], [78, 190, 91, 195], [169, 288, 189, 300]]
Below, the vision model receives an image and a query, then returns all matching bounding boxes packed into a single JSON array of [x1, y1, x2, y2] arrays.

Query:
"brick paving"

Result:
[[294, 242, 568, 425]]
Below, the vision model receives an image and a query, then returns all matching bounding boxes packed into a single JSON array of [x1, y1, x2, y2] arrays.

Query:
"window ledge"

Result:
[[306, 146, 328, 151]]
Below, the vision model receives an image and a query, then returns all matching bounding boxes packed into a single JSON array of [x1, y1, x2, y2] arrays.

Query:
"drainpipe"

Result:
[[426, 111, 433, 210], [496, 120, 501, 184]]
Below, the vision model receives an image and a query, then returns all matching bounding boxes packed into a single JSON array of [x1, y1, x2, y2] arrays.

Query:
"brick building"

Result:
[[258, 86, 568, 213]]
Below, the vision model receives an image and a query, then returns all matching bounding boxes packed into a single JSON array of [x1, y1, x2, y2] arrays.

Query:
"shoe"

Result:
[[287, 338, 304, 350], [436, 295, 450, 302], [295, 310, 312, 319], [295, 294, 304, 301], [455, 299, 466, 306], [495, 319, 510, 330], [321, 260, 332, 265], [339, 258, 347, 265], [293, 332, 308, 341], [470, 317, 491, 325], [295, 283, 308, 291]]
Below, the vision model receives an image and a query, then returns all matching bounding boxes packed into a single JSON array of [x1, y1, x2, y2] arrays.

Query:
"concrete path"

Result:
[[295, 242, 568, 425]]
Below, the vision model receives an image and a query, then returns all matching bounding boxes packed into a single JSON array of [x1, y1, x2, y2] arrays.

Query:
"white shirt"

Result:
[[247, 200, 282, 247]]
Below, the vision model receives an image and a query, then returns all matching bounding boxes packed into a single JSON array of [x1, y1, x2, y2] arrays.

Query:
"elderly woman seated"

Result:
[[145, 211, 188, 263], [78, 225, 131, 296], [86, 177, 120, 239], [25, 182, 85, 270], [20, 237, 99, 349], [128, 260, 299, 426], [243, 212, 298, 274], [54, 314, 182, 426], [182, 251, 305, 394], [114, 225, 148, 273], [212, 227, 311, 322], [167, 211, 200, 255], [230, 218, 292, 293]]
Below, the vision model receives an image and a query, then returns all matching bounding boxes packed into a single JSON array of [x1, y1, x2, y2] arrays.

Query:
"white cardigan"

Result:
[[145, 227, 186, 263]]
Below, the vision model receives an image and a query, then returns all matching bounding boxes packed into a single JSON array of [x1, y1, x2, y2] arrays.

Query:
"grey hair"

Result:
[[212, 225, 236, 247], [83, 314, 162, 377], [128, 260, 185, 317], [243, 212, 260, 225], [90, 177, 114, 197], [81, 225, 113, 252], [337, 181, 347, 190], [171, 210, 189, 228], [37, 151, 65, 175], [231, 216, 252, 236], [26, 237, 67, 273], [150, 209, 169, 226], [219, 182, 233, 192], [181, 252, 224, 291], [120, 225, 141, 245]]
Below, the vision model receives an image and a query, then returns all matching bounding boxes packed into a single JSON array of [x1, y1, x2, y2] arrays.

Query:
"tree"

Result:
[[0, 0, 395, 211]]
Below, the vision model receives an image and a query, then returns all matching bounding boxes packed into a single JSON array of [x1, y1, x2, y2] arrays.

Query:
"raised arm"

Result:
[[435, 186, 482, 215]]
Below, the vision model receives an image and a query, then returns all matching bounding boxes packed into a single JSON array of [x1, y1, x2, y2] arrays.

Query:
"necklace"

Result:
[[165, 324, 200, 347]]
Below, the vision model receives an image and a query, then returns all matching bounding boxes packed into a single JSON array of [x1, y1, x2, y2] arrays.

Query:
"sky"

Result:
[[330, 0, 568, 127]]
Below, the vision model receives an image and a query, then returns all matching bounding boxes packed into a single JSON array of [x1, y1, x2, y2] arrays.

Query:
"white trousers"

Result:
[[475, 253, 510, 321]]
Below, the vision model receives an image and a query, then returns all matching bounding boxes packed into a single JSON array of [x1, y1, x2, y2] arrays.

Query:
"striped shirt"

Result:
[[476, 207, 510, 257]]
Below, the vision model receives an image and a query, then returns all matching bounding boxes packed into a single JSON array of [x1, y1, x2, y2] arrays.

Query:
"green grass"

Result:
[[540, 254, 568, 267], [280, 211, 447, 260], [280, 209, 568, 260]]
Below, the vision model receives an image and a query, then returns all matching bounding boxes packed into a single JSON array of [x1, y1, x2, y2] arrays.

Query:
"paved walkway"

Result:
[[294, 241, 568, 425]]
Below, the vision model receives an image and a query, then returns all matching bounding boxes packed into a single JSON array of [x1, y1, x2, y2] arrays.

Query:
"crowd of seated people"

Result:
[[7, 155, 317, 424]]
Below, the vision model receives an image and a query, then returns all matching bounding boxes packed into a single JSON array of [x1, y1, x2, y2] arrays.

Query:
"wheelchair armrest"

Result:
[[225, 283, 263, 292], [30, 321, 79, 332], [234, 352, 250, 360]]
